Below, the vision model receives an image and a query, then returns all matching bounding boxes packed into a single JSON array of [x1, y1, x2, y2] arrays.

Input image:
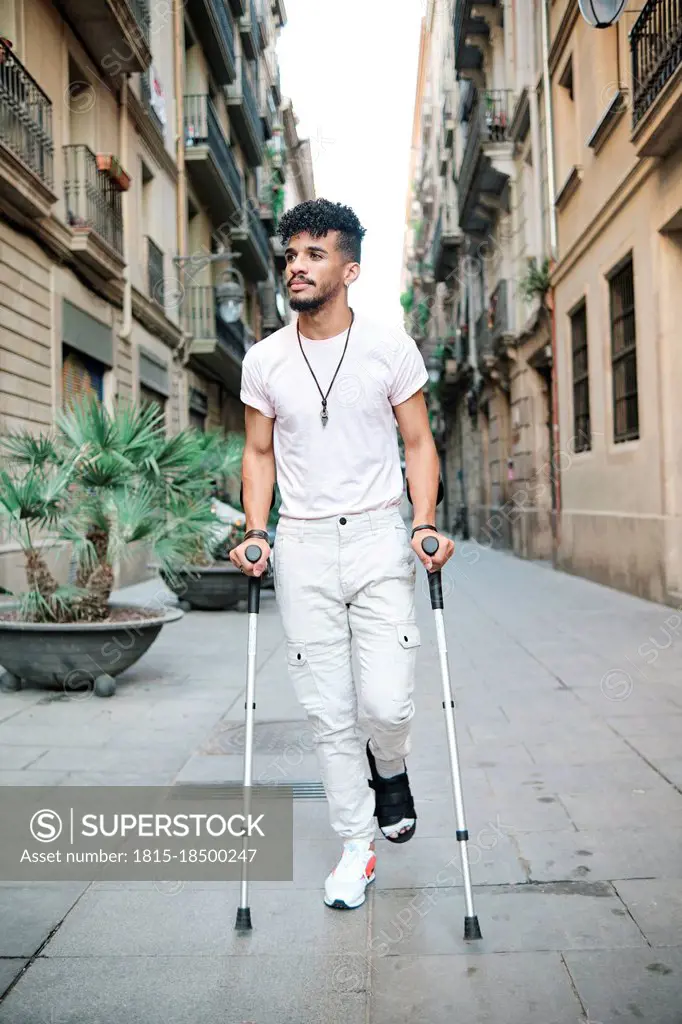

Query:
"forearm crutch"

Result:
[[234, 542, 264, 932], [421, 532, 482, 941]]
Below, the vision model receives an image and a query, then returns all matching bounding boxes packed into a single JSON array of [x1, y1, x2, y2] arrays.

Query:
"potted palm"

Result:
[[0, 398, 216, 697], [157, 430, 277, 609]]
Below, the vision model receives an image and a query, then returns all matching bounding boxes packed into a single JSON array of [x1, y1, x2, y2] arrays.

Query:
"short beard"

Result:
[[288, 279, 341, 313]]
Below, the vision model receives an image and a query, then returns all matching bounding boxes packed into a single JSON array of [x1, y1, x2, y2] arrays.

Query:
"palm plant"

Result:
[[0, 397, 220, 624]]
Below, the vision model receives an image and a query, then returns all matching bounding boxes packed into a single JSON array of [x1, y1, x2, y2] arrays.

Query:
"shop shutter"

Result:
[[62, 345, 104, 409]]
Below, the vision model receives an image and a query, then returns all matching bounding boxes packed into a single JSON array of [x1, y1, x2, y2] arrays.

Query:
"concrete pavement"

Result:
[[0, 543, 681, 1023]]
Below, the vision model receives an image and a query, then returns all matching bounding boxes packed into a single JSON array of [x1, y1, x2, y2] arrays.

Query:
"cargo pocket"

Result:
[[396, 622, 421, 650], [285, 640, 324, 719]]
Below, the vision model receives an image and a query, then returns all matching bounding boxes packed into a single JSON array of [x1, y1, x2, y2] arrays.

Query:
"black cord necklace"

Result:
[[296, 308, 355, 427]]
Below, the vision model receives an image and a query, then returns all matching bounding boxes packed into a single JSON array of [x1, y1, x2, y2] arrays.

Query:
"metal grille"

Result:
[[205, 781, 326, 799], [184, 93, 243, 205], [129, 0, 151, 42], [0, 39, 54, 187], [571, 303, 591, 452], [609, 259, 639, 443], [63, 145, 123, 256], [631, 0, 682, 127], [147, 237, 165, 307]]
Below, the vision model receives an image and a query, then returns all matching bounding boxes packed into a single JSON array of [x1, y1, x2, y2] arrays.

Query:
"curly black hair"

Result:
[[278, 198, 367, 263]]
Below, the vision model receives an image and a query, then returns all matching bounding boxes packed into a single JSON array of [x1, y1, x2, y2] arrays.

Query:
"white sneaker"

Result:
[[324, 840, 377, 910]]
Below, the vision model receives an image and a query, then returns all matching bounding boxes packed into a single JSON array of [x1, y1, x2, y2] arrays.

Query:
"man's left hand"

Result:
[[411, 529, 455, 572]]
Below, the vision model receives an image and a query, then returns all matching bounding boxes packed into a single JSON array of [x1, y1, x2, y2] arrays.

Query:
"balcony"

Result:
[[630, 0, 682, 157], [475, 309, 493, 364], [458, 89, 514, 235], [189, 0, 236, 85], [489, 279, 511, 343], [272, 0, 287, 28], [183, 285, 246, 392], [147, 237, 164, 308], [63, 144, 125, 278], [139, 68, 165, 138], [226, 60, 265, 166], [432, 206, 463, 282], [454, 0, 498, 80], [58, 0, 151, 75], [239, 0, 261, 58], [184, 94, 243, 222], [231, 201, 271, 281], [260, 65, 276, 140], [0, 40, 56, 218]]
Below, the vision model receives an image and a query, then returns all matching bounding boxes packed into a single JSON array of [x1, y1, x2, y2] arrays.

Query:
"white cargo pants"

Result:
[[273, 504, 421, 843]]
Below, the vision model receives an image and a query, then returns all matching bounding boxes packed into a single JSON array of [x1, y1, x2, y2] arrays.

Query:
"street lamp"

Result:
[[215, 270, 245, 325], [173, 250, 246, 324], [427, 352, 442, 385], [578, 0, 627, 26]]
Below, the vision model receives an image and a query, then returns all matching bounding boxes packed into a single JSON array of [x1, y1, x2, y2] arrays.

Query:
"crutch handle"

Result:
[[421, 535, 444, 610], [245, 544, 263, 613]]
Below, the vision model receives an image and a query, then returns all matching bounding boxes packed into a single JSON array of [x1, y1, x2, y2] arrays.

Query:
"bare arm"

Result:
[[230, 405, 275, 576], [242, 405, 276, 531], [393, 390, 454, 570]]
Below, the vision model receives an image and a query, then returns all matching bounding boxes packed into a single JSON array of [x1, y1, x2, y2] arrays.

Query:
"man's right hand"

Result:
[[229, 538, 271, 578]]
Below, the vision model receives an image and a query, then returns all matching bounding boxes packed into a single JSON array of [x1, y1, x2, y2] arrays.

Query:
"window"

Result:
[[189, 387, 208, 432], [140, 384, 166, 424], [555, 57, 577, 191], [570, 303, 590, 452], [609, 258, 638, 442], [62, 345, 104, 408]]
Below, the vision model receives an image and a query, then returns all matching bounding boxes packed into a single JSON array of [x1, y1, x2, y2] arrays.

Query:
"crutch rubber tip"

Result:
[[235, 907, 252, 932], [464, 915, 482, 941]]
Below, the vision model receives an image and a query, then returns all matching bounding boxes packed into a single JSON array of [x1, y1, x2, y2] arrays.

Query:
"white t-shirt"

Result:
[[239, 311, 429, 520]]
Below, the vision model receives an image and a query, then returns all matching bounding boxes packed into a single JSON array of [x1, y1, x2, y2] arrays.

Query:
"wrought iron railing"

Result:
[[183, 285, 216, 340], [431, 209, 442, 266], [182, 285, 245, 363], [458, 89, 512, 219], [475, 309, 493, 361], [63, 145, 123, 256], [213, 0, 236, 65], [140, 69, 164, 135], [129, 0, 151, 42], [241, 60, 263, 144], [631, 0, 682, 126], [184, 94, 244, 204], [0, 39, 54, 188], [147, 237, 164, 307], [244, 200, 270, 266]]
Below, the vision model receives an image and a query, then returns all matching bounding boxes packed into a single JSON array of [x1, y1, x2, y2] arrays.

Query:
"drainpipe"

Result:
[[540, 0, 561, 557], [173, 0, 190, 430], [119, 75, 132, 342]]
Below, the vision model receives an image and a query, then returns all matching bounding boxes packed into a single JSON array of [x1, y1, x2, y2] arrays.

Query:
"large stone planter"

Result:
[[160, 565, 254, 611], [0, 606, 183, 698]]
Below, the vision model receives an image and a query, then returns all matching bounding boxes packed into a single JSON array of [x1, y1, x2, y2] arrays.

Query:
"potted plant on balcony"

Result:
[[155, 430, 277, 610], [95, 154, 131, 192], [0, 398, 216, 698]]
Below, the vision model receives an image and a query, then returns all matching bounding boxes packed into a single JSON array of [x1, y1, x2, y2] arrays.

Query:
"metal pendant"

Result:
[[321, 402, 328, 426]]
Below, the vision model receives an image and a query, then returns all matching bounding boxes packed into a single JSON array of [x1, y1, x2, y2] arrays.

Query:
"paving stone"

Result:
[[0, 958, 27, 999], [612, 879, 682, 947], [0, 886, 86, 957], [43, 887, 367, 958], [0, 955, 366, 1024], [556, 787, 682, 830], [514, 827, 682, 883], [369, 952, 583, 1024], [563, 947, 682, 1024], [0, 747, 49, 770], [371, 884, 647, 956]]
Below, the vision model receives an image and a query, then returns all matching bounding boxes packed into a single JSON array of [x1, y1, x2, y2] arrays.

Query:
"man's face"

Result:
[[284, 230, 356, 312]]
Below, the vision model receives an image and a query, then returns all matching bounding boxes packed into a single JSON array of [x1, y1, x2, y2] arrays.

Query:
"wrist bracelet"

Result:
[[411, 523, 437, 539], [244, 529, 270, 542]]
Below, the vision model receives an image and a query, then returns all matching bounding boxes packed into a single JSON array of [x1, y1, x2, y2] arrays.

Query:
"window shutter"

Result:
[[62, 346, 104, 408]]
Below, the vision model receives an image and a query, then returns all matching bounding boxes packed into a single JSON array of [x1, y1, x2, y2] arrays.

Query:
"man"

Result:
[[231, 198, 454, 910]]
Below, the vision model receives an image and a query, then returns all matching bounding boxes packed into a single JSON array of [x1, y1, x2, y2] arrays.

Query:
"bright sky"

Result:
[[276, 0, 427, 326]]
